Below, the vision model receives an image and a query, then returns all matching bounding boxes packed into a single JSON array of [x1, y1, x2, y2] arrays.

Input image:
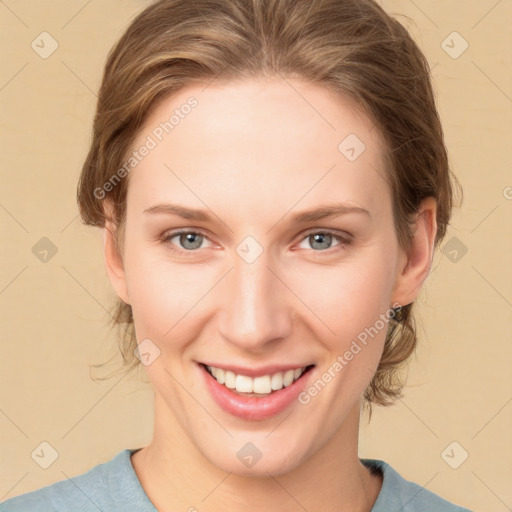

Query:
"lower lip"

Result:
[[199, 363, 314, 421]]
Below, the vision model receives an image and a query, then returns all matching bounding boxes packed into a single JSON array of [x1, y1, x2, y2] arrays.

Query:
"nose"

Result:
[[217, 247, 292, 352]]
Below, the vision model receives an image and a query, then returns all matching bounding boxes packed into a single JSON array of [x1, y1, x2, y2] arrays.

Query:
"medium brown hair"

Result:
[[77, 0, 462, 418]]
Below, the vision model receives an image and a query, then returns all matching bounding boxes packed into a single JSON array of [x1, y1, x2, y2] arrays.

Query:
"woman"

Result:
[[1, 0, 473, 510]]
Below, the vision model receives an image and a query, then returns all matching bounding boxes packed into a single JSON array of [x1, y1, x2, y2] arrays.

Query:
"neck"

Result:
[[131, 394, 382, 512]]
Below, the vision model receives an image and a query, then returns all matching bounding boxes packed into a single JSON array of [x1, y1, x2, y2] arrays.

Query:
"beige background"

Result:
[[1, 1, 511, 511]]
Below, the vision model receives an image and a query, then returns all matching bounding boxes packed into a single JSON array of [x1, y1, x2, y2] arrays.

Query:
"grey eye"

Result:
[[178, 232, 204, 250], [301, 232, 341, 251]]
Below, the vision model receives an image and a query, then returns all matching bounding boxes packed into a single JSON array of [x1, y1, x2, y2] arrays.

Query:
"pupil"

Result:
[[182, 233, 201, 249], [312, 233, 331, 250]]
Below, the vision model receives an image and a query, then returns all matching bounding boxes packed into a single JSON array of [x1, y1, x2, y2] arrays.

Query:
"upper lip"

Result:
[[199, 362, 314, 378]]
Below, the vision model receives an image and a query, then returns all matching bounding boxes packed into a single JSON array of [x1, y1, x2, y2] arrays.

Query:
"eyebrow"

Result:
[[143, 202, 371, 222]]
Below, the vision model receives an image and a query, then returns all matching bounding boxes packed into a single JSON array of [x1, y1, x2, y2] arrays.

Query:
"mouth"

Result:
[[198, 361, 315, 421], [200, 363, 315, 397]]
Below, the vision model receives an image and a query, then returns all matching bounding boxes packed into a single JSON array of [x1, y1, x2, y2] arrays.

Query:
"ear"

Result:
[[102, 200, 131, 305], [390, 196, 437, 307]]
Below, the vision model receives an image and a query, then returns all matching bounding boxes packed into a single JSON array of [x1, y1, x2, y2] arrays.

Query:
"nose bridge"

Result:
[[218, 243, 289, 348]]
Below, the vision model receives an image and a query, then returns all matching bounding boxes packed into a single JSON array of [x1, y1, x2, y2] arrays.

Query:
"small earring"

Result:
[[390, 306, 402, 318]]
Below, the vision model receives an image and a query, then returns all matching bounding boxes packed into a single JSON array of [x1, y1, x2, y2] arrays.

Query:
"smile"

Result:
[[198, 362, 316, 421], [204, 364, 312, 396]]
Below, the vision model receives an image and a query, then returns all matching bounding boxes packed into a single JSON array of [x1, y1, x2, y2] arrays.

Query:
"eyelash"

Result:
[[161, 228, 352, 256]]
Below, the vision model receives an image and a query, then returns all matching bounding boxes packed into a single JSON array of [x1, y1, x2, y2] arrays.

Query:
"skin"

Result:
[[103, 77, 437, 512]]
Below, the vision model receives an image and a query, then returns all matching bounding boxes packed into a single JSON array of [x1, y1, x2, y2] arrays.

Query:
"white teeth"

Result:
[[271, 372, 283, 391], [283, 369, 295, 387], [205, 365, 308, 395], [253, 375, 271, 394], [215, 367, 225, 384], [235, 374, 253, 393], [224, 370, 236, 389]]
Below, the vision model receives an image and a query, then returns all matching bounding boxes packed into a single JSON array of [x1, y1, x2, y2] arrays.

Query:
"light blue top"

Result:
[[0, 448, 474, 511]]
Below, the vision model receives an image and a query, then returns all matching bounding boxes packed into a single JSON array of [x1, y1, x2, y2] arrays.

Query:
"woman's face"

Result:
[[105, 77, 420, 476]]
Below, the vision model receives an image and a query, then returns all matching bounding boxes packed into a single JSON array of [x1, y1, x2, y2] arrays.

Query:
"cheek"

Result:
[[288, 245, 397, 343], [123, 243, 218, 346], [292, 252, 396, 416]]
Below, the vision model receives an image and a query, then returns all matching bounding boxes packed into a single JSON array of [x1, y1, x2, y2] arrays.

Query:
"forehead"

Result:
[[126, 77, 390, 219]]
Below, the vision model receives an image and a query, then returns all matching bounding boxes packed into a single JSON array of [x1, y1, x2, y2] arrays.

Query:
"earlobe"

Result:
[[103, 216, 131, 306], [391, 197, 438, 308]]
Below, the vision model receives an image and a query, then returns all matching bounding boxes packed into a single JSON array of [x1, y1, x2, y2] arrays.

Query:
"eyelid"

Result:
[[161, 227, 352, 254], [294, 228, 352, 253], [161, 228, 215, 255], [299, 227, 352, 243]]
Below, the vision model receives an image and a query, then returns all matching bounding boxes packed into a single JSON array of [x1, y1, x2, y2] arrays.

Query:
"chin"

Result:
[[196, 432, 312, 478], [215, 451, 301, 478]]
